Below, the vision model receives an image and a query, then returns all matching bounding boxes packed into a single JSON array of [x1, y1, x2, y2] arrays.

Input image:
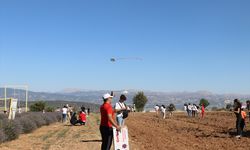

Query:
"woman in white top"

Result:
[[62, 105, 68, 123], [115, 95, 127, 126]]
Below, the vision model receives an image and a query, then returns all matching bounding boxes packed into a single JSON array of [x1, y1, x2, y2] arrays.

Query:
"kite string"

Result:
[[116, 57, 143, 60]]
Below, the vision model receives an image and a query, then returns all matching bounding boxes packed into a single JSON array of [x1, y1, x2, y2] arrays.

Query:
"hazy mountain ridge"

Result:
[[1, 88, 250, 109]]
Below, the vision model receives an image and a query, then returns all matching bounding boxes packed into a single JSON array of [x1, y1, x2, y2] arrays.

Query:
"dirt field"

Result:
[[0, 112, 250, 150], [127, 112, 250, 150]]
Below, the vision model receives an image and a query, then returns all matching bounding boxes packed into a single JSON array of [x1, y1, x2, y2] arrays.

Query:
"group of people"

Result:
[[154, 105, 167, 119], [70, 106, 88, 126], [99, 93, 130, 150], [61, 104, 90, 126], [184, 103, 205, 118]]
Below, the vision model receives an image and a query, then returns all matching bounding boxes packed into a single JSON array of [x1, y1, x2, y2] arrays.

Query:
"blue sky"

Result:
[[0, 0, 250, 94]]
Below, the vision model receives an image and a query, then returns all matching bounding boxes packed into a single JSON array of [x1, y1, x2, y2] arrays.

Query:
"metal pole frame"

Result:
[[4, 86, 7, 111], [2, 85, 29, 112]]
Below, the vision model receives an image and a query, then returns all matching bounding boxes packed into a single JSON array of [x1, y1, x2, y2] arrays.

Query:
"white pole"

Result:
[[26, 86, 28, 112], [4, 86, 6, 111]]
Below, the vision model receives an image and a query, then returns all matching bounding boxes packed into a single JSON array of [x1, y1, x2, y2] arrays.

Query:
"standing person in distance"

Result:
[[241, 108, 247, 136], [201, 104, 205, 119], [154, 105, 160, 116], [100, 93, 121, 150], [62, 105, 68, 123], [184, 104, 188, 116], [87, 108, 90, 116], [115, 94, 128, 126], [187, 103, 192, 117], [234, 99, 242, 139], [161, 105, 166, 119], [192, 104, 198, 117]]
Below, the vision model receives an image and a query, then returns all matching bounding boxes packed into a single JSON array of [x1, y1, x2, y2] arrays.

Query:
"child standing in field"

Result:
[[241, 108, 247, 135]]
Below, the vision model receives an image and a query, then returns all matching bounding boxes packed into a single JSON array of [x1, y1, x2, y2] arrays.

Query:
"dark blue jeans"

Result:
[[62, 114, 67, 123]]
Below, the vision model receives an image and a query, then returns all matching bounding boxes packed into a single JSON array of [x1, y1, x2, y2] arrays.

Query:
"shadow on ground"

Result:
[[81, 140, 102, 143]]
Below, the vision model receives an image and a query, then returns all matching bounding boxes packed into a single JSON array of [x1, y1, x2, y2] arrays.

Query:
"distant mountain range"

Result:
[[1, 88, 250, 109]]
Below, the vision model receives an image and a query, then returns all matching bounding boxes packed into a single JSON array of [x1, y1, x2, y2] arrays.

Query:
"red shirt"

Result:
[[201, 105, 205, 112], [100, 102, 114, 127], [79, 112, 86, 122]]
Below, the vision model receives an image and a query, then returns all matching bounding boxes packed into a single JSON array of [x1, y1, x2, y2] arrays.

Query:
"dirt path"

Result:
[[0, 114, 138, 150]]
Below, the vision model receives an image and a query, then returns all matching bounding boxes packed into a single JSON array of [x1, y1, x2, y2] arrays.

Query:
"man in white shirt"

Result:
[[192, 104, 198, 117], [187, 103, 192, 117], [154, 105, 160, 115], [115, 95, 127, 126], [160, 105, 166, 119], [184, 104, 188, 116]]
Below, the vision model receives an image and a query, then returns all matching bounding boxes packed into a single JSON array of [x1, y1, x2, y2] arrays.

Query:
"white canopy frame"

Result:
[[0, 85, 29, 112]]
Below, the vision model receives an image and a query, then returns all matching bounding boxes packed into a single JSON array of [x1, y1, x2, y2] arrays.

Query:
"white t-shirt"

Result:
[[192, 105, 197, 111], [184, 106, 187, 111], [160, 106, 166, 113], [154, 106, 159, 111], [62, 108, 68, 114], [115, 102, 126, 117], [188, 105, 192, 110]]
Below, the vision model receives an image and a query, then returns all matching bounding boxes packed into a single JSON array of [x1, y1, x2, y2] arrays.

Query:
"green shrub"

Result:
[[133, 92, 148, 112], [167, 104, 176, 112], [199, 98, 210, 108], [30, 101, 46, 112], [45, 106, 55, 112]]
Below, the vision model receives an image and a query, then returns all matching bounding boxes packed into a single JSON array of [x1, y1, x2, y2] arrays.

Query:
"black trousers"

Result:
[[236, 116, 242, 135], [100, 126, 113, 150], [76, 120, 85, 125]]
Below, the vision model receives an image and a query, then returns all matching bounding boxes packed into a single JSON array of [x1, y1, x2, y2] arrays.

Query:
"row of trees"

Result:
[[133, 92, 210, 112], [30, 92, 210, 112]]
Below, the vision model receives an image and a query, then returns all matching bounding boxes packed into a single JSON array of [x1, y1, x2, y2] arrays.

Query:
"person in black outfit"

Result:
[[233, 99, 242, 138], [70, 112, 78, 125], [87, 108, 90, 115]]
